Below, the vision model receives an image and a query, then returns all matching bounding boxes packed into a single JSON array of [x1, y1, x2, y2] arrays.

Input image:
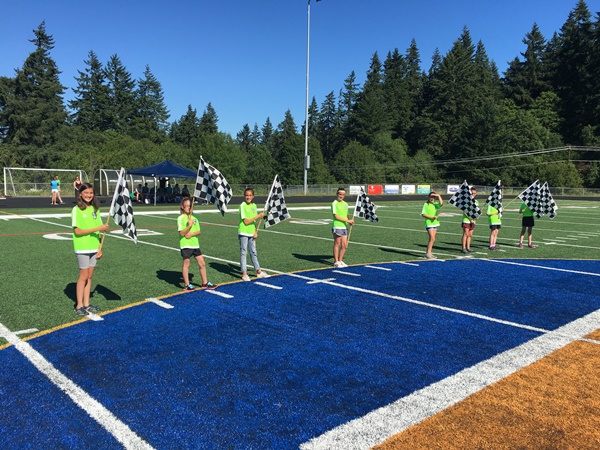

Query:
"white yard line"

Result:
[[0, 323, 155, 450]]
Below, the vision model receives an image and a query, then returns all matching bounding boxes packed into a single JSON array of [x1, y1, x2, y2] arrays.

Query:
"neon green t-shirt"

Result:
[[239, 202, 259, 236], [519, 203, 533, 217], [331, 200, 349, 229], [177, 213, 200, 249], [487, 205, 501, 225], [71, 205, 102, 253], [421, 202, 442, 227]]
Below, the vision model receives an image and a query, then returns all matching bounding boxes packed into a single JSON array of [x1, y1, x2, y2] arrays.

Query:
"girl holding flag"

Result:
[[71, 183, 109, 316]]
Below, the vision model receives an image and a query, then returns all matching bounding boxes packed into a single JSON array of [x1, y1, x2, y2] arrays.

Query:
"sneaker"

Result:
[[466, 248, 472, 253], [183, 284, 195, 291], [85, 304, 100, 313], [256, 271, 271, 279], [488, 246, 496, 251], [74, 307, 89, 316], [528, 244, 535, 248], [461, 249, 468, 254], [424, 253, 436, 259], [333, 262, 341, 268], [200, 282, 217, 290], [242, 274, 251, 282], [518, 243, 524, 249], [338, 261, 348, 268]]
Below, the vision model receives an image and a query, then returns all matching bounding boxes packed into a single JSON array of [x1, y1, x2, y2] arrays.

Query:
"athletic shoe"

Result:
[[466, 248, 473, 253], [242, 274, 251, 282], [200, 282, 216, 290], [338, 261, 348, 268], [333, 262, 341, 268], [183, 284, 195, 291], [74, 307, 89, 316], [85, 304, 100, 313], [256, 271, 271, 279], [424, 253, 436, 259], [461, 249, 468, 254], [528, 244, 535, 248], [518, 243, 524, 248]]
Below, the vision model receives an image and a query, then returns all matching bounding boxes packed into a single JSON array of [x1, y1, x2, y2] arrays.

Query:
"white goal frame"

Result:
[[3, 167, 89, 197]]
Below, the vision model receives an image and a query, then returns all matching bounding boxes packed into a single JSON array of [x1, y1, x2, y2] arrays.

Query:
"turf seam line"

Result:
[[300, 308, 600, 450], [0, 323, 155, 450]]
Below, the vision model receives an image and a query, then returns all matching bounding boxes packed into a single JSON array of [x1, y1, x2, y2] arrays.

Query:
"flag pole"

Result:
[[99, 167, 124, 254]]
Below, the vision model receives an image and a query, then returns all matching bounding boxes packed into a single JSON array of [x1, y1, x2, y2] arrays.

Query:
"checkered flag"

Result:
[[110, 168, 137, 243], [539, 182, 558, 219], [194, 157, 232, 216], [353, 186, 379, 222], [448, 181, 481, 220], [518, 180, 542, 218], [264, 175, 291, 228], [485, 180, 503, 219]]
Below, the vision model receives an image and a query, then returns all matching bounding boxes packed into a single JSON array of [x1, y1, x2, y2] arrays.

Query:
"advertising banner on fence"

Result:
[[401, 185, 416, 194], [385, 184, 399, 194], [417, 184, 431, 194]]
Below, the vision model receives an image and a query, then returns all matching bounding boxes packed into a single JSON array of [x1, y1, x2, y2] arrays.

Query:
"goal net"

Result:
[[3, 167, 89, 197]]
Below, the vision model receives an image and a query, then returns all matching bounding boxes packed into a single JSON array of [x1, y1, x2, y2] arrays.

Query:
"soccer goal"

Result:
[[3, 167, 89, 197]]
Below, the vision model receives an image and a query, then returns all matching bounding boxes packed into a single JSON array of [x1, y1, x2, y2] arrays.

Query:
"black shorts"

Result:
[[522, 216, 535, 227], [180, 247, 202, 259], [489, 224, 501, 230]]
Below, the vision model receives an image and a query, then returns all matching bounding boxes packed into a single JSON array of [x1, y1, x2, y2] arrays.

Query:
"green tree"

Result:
[[199, 102, 218, 135], [4, 21, 67, 148], [131, 65, 170, 142], [317, 91, 338, 162], [331, 140, 381, 184], [105, 54, 136, 133], [273, 110, 304, 184], [170, 105, 199, 148]]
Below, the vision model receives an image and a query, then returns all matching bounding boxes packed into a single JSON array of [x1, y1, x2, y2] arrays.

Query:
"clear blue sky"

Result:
[[1, 0, 597, 136]]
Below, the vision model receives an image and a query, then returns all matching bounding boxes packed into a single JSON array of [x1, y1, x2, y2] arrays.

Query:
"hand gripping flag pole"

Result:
[[349, 186, 379, 243], [263, 175, 291, 229]]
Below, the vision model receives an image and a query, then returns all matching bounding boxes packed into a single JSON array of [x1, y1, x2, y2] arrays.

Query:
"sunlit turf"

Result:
[[0, 199, 599, 341]]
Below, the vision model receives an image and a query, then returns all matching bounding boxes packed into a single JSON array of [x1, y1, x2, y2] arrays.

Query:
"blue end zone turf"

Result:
[[1, 259, 599, 448]]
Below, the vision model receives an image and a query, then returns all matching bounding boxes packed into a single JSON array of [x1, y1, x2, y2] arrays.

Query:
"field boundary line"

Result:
[[0, 323, 155, 450]]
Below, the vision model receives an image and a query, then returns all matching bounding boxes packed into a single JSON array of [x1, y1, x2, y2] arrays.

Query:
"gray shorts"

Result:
[[332, 227, 348, 237], [76, 253, 98, 269]]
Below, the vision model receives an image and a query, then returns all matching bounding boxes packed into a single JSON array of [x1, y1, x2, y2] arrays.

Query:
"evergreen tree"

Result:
[[317, 91, 338, 162], [553, 0, 595, 144], [5, 21, 67, 148], [236, 123, 252, 153], [70, 50, 111, 131], [132, 65, 170, 141], [105, 54, 136, 133], [273, 110, 304, 184], [199, 102, 218, 134], [260, 117, 274, 151], [170, 105, 199, 148]]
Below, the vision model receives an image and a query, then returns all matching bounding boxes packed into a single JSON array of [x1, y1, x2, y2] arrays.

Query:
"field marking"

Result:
[[364, 265, 392, 271], [254, 282, 283, 290], [0, 323, 155, 450], [332, 270, 362, 277], [300, 308, 600, 450], [205, 290, 234, 298], [394, 261, 419, 266], [483, 258, 600, 277], [307, 278, 336, 284], [147, 298, 174, 309]]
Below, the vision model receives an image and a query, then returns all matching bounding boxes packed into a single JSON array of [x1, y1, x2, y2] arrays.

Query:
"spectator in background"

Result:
[[73, 175, 82, 198]]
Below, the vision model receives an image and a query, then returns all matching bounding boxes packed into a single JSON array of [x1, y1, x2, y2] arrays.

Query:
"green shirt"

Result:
[[71, 205, 102, 253], [177, 213, 200, 249], [331, 200, 349, 229], [422, 202, 442, 228], [519, 203, 533, 217], [239, 202, 259, 236], [487, 205, 501, 225]]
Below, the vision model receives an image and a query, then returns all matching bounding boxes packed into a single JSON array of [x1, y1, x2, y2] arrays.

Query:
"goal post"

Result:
[[3, 167, 89, 197]]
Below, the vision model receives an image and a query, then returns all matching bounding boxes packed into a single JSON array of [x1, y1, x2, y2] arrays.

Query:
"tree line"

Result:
[[0, 0, 599, 188]]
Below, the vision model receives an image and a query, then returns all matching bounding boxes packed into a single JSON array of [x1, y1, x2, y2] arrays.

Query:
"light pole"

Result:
[[304, 0, 320, 194]]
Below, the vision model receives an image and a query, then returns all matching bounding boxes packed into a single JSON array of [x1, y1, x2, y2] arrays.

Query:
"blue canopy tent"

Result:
[[128, 160, 196, 205]]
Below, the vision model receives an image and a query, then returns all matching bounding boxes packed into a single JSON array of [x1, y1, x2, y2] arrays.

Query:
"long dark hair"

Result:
[[76, 182, 100, 212]]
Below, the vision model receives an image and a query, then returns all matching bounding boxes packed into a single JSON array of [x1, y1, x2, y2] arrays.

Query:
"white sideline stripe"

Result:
[[394, 261, 419, 266], [300, 308, 600, 450], [332, 270, 361, 277], [254, 282, 283, 290], [364, 265, 392, 271], [0, 323, 155, 450], [148, 298, 174, 309], [307, 278, 336, 284], [15, 328, 39, 335], [205, 290, 233, 298], [483, 258, 600, 277]]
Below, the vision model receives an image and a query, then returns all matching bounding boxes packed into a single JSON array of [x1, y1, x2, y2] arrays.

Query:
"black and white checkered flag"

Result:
[[539, 182, 558, 219], [111, 168, 137, 243], [485, 180, 503, 219], [518, 180, 542, 218], [448, 181, 481, 220], [353, 186, 379, 222], [264, 175, 291, 228], [194, 157, 232, 216]]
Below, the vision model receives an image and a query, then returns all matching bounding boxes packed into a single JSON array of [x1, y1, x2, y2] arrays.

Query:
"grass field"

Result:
[[1, 198, 599, 342]]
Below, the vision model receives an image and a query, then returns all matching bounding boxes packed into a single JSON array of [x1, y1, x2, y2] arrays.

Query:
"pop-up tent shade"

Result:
[[127, 160, 196, 178]]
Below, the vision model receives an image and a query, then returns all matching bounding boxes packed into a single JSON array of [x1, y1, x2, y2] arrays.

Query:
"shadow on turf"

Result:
[[63, 283, 122, 307], [292, 253, 332, 265], [378, 247, 423, 258]]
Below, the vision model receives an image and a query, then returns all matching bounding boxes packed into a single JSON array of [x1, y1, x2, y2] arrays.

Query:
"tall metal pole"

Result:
[[303, 0, 312, 195]]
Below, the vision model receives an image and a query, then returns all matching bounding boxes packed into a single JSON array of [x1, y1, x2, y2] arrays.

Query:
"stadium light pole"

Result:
[[304, 0, 320, 194]]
